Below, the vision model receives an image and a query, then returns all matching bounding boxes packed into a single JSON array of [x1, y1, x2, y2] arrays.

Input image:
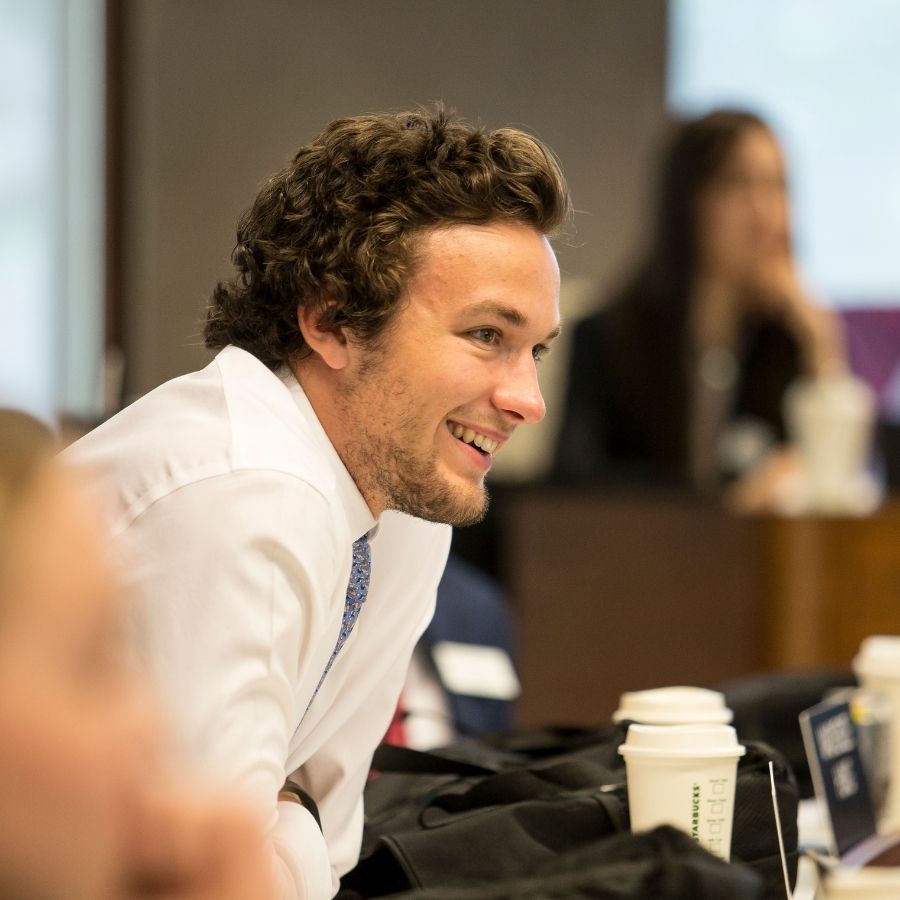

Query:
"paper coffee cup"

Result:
[[853, 636, 900, 831], [824, 867, 900, 899], [613, 686, 733, 725], [784, 373, 876, 514], [619, 723, 746, 861]]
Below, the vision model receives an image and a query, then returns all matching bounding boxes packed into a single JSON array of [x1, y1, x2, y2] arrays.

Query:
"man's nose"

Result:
[[492, 356, 546, 425]]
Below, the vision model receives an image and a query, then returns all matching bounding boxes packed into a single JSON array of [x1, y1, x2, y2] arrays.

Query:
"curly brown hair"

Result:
[[204, 108, 571, 369]]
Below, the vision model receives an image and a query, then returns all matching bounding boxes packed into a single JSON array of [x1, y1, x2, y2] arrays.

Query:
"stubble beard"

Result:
[[344, 430, 490, 527], [383, 442, 489, 526], [337, 378, 489, 527]]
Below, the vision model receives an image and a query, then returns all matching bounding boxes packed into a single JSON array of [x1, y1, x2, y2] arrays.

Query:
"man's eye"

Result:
[[471, 328, 499, 345], [533, 344, 551, 362]]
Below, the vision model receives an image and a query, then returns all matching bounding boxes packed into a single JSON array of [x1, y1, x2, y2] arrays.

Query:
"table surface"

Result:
[[501, 488, 900, 728]]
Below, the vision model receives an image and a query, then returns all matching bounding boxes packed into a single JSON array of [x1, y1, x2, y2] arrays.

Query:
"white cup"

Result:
[[619, 723, 746, 861], [853, 636, 900, 831], [823, 867, 900, 899], [784, 373, 876, 514], [613, 686, 733, 726]]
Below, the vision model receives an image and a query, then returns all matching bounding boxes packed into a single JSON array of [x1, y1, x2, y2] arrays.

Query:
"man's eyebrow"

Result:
[[462, 300, 561, 341], [462, 300, 528, 327]]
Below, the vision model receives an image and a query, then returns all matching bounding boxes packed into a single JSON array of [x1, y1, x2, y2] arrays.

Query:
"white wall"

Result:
[[0, 0, 105, 421], [670, 0, 900, 306]]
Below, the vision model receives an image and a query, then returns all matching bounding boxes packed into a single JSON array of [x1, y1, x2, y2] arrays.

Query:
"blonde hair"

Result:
[[0, 410, 55, 585]]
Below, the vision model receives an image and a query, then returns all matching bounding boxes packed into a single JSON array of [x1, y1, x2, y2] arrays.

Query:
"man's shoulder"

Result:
[[68, 347, 336, 520]]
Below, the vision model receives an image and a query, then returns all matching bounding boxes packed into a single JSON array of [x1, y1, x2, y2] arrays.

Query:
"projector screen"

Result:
[[668, 0, 900, 308]]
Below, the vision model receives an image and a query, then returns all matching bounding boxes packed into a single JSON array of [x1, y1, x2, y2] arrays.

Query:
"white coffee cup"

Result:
[[823, 867, 900, 899], [619, 723, 746, 861], [853, 636, 900, 831], [784, 373, 877, 514], [613, 686, 733, 726]]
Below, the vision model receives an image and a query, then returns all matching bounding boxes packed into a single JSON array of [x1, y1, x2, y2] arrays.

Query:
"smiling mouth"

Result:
[[446, 422, 499, 455]]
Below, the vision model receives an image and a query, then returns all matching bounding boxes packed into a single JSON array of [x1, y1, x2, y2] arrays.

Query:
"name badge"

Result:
[[431, 641, 521, 701], [800, 697, 877, 857]]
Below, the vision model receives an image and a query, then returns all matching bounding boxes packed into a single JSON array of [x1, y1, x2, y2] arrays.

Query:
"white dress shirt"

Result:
[[69, 346, 451, 899]]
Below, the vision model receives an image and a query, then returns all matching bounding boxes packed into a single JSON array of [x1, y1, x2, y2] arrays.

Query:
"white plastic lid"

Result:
[[612, 686, 733, 725], [825, 867, 900, 898], [618, 723, 746, 760], [853, 635, 900, 680]]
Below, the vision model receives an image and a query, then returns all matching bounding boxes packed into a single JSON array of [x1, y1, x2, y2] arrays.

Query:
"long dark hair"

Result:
[[636, 108, 773, 322], [582, 110, 779, 470]]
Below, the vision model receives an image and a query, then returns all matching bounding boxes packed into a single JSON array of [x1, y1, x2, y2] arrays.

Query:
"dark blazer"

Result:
[[552, 297, 803, 487], [421, 554, 516, 736]]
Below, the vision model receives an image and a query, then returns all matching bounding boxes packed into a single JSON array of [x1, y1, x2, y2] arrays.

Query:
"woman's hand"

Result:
[[724, 446, 804, 515], [746, 253, 846, 378]]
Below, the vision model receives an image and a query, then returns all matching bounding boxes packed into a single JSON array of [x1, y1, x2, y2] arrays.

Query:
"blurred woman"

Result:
[[553, 109, 844, 510], [0, 409, 275, 900]]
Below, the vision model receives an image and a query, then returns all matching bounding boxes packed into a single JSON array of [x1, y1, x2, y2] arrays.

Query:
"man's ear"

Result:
[[297, 302, 351, 370]]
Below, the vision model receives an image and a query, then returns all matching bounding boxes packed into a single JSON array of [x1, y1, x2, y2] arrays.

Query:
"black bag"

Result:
[[343, 826, 765, 899], [338, 725, 798, 900]]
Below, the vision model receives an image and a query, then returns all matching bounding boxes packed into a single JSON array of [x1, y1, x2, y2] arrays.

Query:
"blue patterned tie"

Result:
[[308, 535, 371, 707]]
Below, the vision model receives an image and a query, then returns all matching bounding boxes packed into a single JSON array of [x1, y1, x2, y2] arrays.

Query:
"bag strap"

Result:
[[429, 758, 626, 813], [372, 743, 499, 777]]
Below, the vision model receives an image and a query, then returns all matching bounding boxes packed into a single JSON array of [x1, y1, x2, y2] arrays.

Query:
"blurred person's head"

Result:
[[204, 106, 570, 370], [0, 409, 154, 900], [649, 109, 790, 303]]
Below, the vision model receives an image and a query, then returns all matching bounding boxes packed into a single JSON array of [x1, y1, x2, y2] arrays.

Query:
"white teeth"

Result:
[[447, 423, 499, 455]]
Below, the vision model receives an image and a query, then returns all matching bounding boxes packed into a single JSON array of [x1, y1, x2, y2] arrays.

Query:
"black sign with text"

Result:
[[800, 698, 877, 857]]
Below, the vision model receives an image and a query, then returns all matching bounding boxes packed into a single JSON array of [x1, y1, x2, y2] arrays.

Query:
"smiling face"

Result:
[[305, 221, 560, 525]]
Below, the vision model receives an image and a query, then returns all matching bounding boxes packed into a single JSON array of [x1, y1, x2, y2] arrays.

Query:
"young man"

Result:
[[72, 109, 569, 899]]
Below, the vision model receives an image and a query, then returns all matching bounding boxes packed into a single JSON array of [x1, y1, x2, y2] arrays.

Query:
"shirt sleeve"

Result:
[[287, 513, 453, 886], [113, 470, 342, 900]]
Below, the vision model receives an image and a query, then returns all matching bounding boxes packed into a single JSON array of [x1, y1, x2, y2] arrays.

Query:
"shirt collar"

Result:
[[278, 366, 376, 542]]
